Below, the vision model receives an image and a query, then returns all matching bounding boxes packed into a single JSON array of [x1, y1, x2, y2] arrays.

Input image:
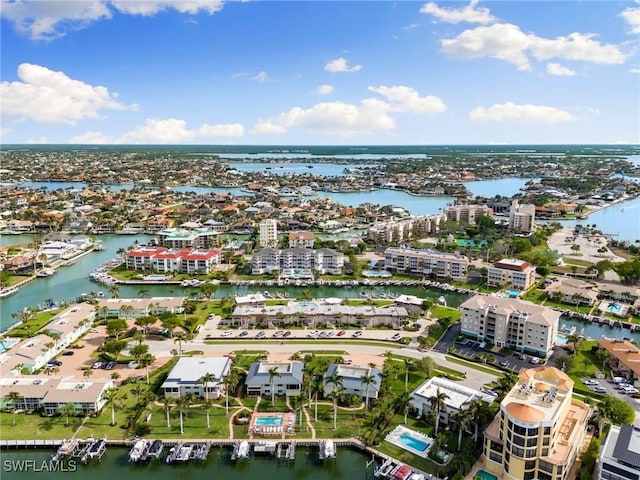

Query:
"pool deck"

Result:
[[384, 425, 432, 459], [249, 412, 296, 438]]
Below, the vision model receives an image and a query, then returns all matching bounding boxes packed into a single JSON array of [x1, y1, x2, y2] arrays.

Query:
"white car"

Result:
[[583, 380, 599, 386], [591, 386, 608, 394], [390, 333, 402, 341], [352, 331, 363, 338], [623, 386, 639, 395], [221, 330, 233, 337]]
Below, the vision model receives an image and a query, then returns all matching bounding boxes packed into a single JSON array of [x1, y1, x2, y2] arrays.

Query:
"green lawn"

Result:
[[0, 412, 80, 440], [9, 308, 64, 337], [444, 355, 503, 376], [311, 403, 367, 439], [431, 305, 462, 322]]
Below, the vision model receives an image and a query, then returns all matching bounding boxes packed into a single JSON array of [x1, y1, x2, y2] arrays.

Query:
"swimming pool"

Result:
[[255, 416, 283, 427], [475, 470, 498, 480], [296, 301, 316, 308], [508, 290, 520, 298], [608, 303, 623, 313], [145, 274, 168, 280], [0, 340, 16, 352], [362, 270, 392, 278], [398, 433, 430, 452], [556, 335, 568, 345]]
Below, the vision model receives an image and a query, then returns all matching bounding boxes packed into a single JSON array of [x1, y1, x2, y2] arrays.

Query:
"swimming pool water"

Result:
[[0, 340, 16, 352], [398, 433, 430, 452], [556, 335, 568, 345], [255, 416, 283, 427], [608, 304, 623, 313], [476, 470, 499, 480]]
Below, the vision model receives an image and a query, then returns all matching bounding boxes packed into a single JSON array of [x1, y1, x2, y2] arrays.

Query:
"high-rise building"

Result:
[[487, 258, 537, 290], [509, 199, 536, 234], [482, 366, 591, 480], [259, 219, 278, 248]]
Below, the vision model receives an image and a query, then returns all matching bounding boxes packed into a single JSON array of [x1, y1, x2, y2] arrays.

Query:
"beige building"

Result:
[[96, 297, 185, 318], [487, 259, 537, 291], [288, 231, 315, 249], [383, 247, 469, 282], [482, 367, 590, 480], [509, 199, 536, 234], [259, 219, 278, 248], [444, 204, 493, 225], [460, 295, 560, 356]]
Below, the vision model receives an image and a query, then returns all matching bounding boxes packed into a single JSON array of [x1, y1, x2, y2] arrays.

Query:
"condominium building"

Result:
[[161, 356, 231, 399], [281, 247, 314, 278], [598, 424, 640, 480], [251, 247, 344, 277], [487, 259, 537, 290], [259, 219, 278, 248], [444, 204, 494, 225], [460, 295, 560, 356], [383, 247, 469, 282], [367, 214, 444, 244], [509, 200, 536, 234], [482, 366, 590, 480], [288, 231, 315, 249], [245, 362, 303, 397], [125, 247, 221, 274], [156, 227, 221, 248], [251, 247, 281, 274]]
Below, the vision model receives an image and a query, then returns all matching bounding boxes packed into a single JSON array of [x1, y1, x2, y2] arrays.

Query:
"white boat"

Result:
[[128, 439, 147, 462], [237, 440, 250, 459], [36, 268, 55, 277], [324, 439, 336, 458], [0, 286, 18, 298]]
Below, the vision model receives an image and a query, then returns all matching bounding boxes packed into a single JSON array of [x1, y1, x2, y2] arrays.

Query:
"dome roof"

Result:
[[506, 402, 545, 423]]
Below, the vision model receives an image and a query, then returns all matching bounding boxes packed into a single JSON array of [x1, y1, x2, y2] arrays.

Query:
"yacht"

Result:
[[82, 438, 106, 463], [324, 439, 336, 459], [128, 439, 147, 462], [0, 286, 18, 298], [144, 440, 163, 461], [36, 268, 55, 277], [237, 440, 250, 459]]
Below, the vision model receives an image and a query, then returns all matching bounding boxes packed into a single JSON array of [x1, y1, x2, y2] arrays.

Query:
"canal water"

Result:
[[0, 234, 467, 332], [0, 447, 375, 480]]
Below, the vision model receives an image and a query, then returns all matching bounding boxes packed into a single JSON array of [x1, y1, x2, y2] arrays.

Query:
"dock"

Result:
[[192, 443, 211, 461], [276, 441, 295, 461], [230, 440, 251, 460], [52, 439, 80, 462], [253, 441, 277, 455]]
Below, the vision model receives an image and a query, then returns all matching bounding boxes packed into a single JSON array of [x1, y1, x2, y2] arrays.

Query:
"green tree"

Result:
[[597, 396, 635, 429], [403, 358, 414, 392], [161, 397, 172, 429], [428, 387, 449, 436], [102, 339, 128, 362], [452, 408, 474, 451], [325, 371, 344, 430], [103, 387, 125, 426], [396, 390, 413, 425], [139, 353, 155, 384], [58, 403, 76, 427], [360, 373, 377, 411], [106, 318, 128, 338], [268, 366, 282, 406], [137, 287, 150, 298], [6, 391, 21, 426]]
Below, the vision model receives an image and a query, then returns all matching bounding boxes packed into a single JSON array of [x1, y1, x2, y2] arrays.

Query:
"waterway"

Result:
[[0, 234, 467, 332], [0, 446, 376, 480]]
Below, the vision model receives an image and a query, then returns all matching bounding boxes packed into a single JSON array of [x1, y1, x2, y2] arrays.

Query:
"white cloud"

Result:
[[314, 84, 334, 95], [420, 0, 495, 25], [110, 1, 223, 15], [441, 23, 533, 70], [630, 68, 640, 74], [402, 23, 421, 31], [252, 99, 394, 137], [620, 6, 640, 34], [367, 85, 447, 114], [546, 62, 576, 77], [1, 63, 137, 125], [324, 57, 362, 73], [71, 118, 244, 144], [1, 0, 224, 40], [252, 71, 269, 82], [441, 23, 629, 71], [469, 102, 576, 123]]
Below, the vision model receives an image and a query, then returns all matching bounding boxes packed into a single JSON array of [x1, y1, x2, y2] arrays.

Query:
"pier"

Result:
[[277, 441, 296, 461]]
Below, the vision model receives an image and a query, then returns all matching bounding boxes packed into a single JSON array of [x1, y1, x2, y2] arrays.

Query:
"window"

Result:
[[602, 463, 640, 480]]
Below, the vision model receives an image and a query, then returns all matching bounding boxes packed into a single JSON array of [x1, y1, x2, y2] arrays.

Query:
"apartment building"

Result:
[[259, 219, 278, 248], [482, 366, 590, 480], [157, 227, 221, 248], [96, 297, 185, 319], [161, 356, 231, 399], [245, 362, 303, 398], [383, 247, 469, 282], [598, 424, 640, 480], [125, 247, 221, 274], [251, 247, 344, 277], [314, 248, 345, 275], [509, 200, 536, 234], [367, 214, 444, 244], [288, 231, 315, 249], [281, 247, 314, 278], [460, 295, 560, 356], [444, 204, 494, 225], [487, 259, 537, 290]]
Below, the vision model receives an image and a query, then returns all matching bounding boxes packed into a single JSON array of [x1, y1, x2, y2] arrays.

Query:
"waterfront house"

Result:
[[410, 376, 493, 424], [597, 284, 640, 304], [394, 294, 426, 315], [314, 248, 345, 275], [161, 356, 231, 399], [251, 247, 281, 274], [384, 247, 469, 282], [245, 361, 303, 397], [288, 231, 315, 249], [0, 376, 114, 415], [544, 278, 598, 306], [481, 367, 590, 480], [96, 297, 185, 319], [323, 364, 383, 402]]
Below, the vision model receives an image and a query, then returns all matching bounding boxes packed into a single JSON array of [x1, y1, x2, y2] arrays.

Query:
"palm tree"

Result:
[[174, 332, 188, 357], [6, 391, 21, 426], [566, 333, 584, 355], [290, 395, 305, 431], [161, 397, 172, 429], [311, 375, 324, 422], [59, 402, 76, 427], [360, 373, 377, 411], [107, 284, 120, 299], [198, 372, 218, 426], [452, 408, 474, 450], [325, 371, 344, 430], [176, 397, 186, 434], [467, 398, 489, 441], [403, 358, 414, 392], [490, 373, 518, 401], [267, 366, 282, 406], [203, 399, 213, 430], [428, 387, 449, 436], [139, 353, 155, 384], [395, 390, 414, 425], [225, 368, 240, 416], [103, 387, 124, 426]]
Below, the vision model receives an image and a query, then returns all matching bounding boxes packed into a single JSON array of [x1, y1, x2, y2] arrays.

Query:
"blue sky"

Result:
[[1, 0, 639, 145]]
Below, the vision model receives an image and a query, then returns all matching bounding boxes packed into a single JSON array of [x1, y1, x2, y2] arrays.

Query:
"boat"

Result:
[[0, 286, 18, 298], [236, 440, 250, 459], [128, 439, 147, 462], [82, 438, 106, 463], [36, 268, 55, 277], [52, 439, 79, 461], [560, 324, 577, 335], [323, 439, 336, 459], [392, 464, 414, 480], [144, 439, 163, 461]]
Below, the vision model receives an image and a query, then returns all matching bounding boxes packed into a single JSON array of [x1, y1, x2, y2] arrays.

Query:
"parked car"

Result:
[[499, 360, 509, 367], [284, 331, 291, 337], [239, 331, 249, 337], [583, 380, 599, 386], [128, 361, 139, 369], [105, 361, 116, 370], [221, 330, 233, 337], [623, 386, 639, 395], [352, 331, 363, 338], [62, 351, 74, 356], [337, 330, 346, 336], [529, 357, 540, 364], [256, 331, 266, 339], [92, 361, 103, 369], [592, 386, 608, 394], [390, 333, 402, 341]]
